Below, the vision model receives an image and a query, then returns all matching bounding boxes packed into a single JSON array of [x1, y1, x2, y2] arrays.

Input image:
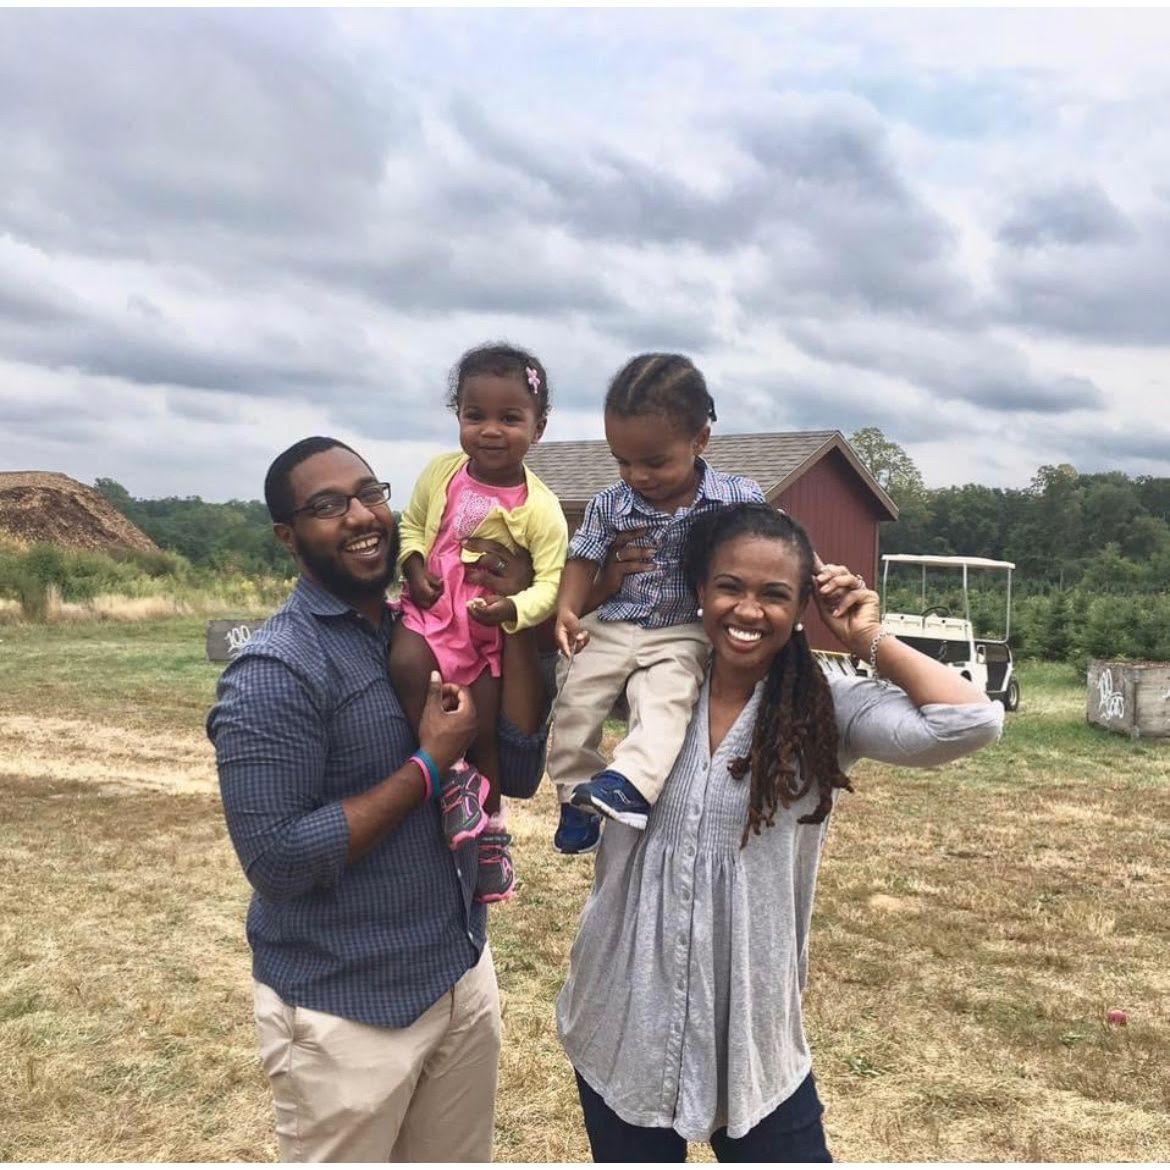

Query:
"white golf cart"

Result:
[[863, 554, 1020, 711]]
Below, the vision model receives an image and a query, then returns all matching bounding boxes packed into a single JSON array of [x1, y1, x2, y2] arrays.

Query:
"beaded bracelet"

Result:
[[409, 750, 440, 800], [867, 629, 894, 678]]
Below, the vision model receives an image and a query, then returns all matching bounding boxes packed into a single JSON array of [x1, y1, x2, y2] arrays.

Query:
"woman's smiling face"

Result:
[[698, 533, 808, 680]]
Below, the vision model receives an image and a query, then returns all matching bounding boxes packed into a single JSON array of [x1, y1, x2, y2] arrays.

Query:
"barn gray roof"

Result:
[[526, 429, 898, 518]]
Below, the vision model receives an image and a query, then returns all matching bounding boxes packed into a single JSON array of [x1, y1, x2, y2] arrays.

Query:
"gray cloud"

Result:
[[0, 305, 374, 398], [448, 91, 972, 326], [785, 320, 1104, 413], [998, 182, 1134, 248], [990, 204, 1170, 345], [0, 10, 1166, 495]]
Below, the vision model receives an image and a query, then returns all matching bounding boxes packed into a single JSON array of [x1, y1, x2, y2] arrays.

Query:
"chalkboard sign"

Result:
[[206, 618, 268, 663]]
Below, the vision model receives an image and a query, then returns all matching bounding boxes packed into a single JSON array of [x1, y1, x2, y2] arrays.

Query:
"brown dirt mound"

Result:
[[0, 471, 160, 555]]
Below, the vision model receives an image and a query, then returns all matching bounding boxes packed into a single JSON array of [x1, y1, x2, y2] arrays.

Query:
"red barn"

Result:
[[525, 430, 898, 652]]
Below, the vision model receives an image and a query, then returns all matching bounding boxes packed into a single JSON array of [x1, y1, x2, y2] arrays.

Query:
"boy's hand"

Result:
[[467, 594, 517, 627], [556, 609, 588, 657], [404, 555, 443, 609]]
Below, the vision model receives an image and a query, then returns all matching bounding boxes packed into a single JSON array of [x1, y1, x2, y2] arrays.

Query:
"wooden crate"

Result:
[[1086, 659, 1170, 739]]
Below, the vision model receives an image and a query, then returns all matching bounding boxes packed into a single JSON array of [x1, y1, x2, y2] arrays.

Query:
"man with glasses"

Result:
[[208, 436, 549, 1161]]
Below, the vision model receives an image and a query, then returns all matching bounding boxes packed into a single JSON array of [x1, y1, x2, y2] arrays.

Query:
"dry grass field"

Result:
[[1, 618, 1168, 1161]]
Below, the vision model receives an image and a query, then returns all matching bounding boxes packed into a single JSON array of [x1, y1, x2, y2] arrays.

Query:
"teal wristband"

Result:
[[412, 749, 441, 799]]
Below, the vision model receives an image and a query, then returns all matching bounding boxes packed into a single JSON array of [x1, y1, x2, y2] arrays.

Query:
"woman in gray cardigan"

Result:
[[557, 502, 1004, 1161]]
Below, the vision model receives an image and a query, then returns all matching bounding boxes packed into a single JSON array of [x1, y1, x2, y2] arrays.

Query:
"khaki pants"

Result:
[[549, 616, 709, 805], [252, 946, 501, 1162]]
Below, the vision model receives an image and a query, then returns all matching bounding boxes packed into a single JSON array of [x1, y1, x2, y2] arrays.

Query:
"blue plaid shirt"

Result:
[[568, 460, 765, 628], [207, 577, 547, 1029]]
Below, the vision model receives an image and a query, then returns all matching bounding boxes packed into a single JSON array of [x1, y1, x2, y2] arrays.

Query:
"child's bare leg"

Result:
[[388, 627, 439, 734], [468, 670, 513, 903], [468, 670, 502, 816]]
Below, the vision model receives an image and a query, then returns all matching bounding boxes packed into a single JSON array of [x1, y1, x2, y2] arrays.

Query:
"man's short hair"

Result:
[[264, 436, 365, 524]]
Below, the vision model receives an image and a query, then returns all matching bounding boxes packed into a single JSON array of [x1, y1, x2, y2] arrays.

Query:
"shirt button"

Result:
[[456, 866, 463, 879]]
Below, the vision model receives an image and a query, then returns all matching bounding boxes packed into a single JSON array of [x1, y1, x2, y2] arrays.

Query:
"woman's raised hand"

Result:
[[812, 563, 882, 656]]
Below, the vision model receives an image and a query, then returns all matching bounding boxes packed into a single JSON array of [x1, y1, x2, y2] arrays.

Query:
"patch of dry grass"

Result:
[[0, 775, 266, 1160], [1, 635, 1168, 1161]]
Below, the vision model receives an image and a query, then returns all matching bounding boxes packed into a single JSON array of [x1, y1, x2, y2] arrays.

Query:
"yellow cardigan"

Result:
[[397, 451, 568, 634]]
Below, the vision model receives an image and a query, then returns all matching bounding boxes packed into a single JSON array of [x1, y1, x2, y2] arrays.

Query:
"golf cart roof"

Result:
[[882, 554, 1016, 570]]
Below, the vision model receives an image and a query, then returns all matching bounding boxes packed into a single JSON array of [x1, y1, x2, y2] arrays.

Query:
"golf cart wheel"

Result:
[[1004, 677, 1021, 712]]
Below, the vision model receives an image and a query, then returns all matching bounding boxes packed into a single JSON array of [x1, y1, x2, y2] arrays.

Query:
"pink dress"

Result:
[[400, 464, 528, 686]]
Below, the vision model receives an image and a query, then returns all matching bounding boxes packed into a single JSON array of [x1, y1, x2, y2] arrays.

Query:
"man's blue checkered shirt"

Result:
[[207, 577, 547, 1029], [567, 460, 766, 628]]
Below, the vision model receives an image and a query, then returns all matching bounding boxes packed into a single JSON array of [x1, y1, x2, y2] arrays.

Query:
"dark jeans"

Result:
[[574, 1069, 832, 1163]]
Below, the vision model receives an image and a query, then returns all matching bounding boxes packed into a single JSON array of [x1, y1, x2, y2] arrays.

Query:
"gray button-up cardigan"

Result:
[[557, 672, 1003, 1141]]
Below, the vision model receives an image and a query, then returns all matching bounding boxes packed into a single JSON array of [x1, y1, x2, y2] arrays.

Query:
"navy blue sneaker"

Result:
[[554, 803, 602, 855], [571, 770, 651, 830]]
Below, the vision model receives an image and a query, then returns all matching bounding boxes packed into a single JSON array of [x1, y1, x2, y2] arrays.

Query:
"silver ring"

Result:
[[495, 558, 506, 573], [615, 550, 623, 563], [857, 576, 866, 589]]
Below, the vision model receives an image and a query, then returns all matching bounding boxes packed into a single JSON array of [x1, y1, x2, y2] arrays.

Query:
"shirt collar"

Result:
[[292, 575, 363, 619], [618, 457, 713, 517], [692, 457, 716, 503]]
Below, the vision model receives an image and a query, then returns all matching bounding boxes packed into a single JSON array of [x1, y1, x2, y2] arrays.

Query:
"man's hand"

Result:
[[417, 670, 476, 772], [556, 608, 588, 657], [403, 554, 443, 609], [462, 538, 534, 597], [467, 594, 518, 627]]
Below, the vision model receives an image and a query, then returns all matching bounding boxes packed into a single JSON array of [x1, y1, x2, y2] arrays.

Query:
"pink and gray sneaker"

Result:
[[474, 831, 516, 904], [440, 761, 490, 849]]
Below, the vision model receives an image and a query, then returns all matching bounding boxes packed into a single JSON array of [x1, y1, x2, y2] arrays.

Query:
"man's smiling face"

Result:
[[279, 447, 399, 602]]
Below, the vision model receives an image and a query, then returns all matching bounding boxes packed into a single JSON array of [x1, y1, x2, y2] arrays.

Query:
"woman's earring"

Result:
[[696, 606, 703, 616], [795, 622, 804, 631]]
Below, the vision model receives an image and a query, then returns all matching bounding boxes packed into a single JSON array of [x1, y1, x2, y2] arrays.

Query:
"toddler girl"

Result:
[[390, 343, 567, 901], [551, 353, 764, 853]]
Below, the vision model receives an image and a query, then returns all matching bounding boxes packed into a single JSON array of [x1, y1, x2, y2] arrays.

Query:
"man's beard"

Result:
[[297, 524, 399, 604]]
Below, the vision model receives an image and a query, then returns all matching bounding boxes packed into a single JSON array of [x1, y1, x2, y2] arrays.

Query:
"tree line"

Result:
[[93, 441, 1170, 665], [96, 478, 289, 575], [848, 428, 1170, 667], [97, 441, 1170, 591], [849, 428, 1170, 593]]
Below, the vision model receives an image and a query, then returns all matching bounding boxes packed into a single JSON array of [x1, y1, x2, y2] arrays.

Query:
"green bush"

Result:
[[0, 542, 290, 620]]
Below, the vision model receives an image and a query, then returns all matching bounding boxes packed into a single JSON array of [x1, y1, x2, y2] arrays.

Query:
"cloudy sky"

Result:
[[2, 8, 1169, 501]]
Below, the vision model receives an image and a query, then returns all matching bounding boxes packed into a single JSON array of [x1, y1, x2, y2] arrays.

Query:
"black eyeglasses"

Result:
[[292, 481, 392, 521]]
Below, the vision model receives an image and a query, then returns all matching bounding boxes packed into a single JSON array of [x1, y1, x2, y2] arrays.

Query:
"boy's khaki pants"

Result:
[[252, 945, 500, 1162], [550, 616, 709, 805]]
